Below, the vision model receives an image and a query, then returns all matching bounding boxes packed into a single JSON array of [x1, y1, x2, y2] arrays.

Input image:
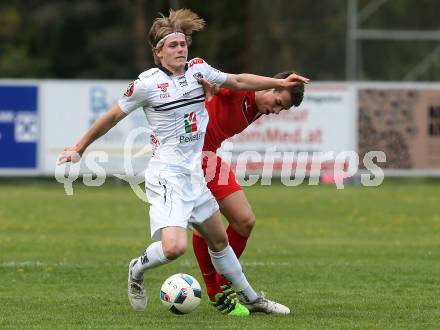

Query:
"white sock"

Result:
[[236, 286, 259, 304], [131, 241, 170, 279], [208, 245, 258, 302]]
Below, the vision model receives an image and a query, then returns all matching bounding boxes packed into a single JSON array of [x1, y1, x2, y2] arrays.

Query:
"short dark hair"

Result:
[[273, 71, 304, 107]]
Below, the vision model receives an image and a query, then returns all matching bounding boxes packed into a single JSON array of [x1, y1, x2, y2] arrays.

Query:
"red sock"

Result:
[[227, 225, 249, 258], [192, 232, 222, 301], [216, 225, 249, 286]]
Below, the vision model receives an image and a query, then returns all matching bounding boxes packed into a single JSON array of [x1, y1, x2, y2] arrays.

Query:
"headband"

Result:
[[155, 32, 186, 48]]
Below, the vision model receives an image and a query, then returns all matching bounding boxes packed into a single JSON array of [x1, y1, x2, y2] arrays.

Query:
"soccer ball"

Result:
[[160, 273, 202, 314]]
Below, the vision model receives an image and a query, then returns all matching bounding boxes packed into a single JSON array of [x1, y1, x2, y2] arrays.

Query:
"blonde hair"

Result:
[[148, 9, 205, 64]]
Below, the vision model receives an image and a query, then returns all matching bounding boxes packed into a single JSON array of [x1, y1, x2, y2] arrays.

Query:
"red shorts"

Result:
[[202, 153, 242, 202]]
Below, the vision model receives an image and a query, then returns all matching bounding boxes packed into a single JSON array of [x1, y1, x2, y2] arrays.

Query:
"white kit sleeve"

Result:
[[200, 60, 228, 86], [118, 79, 151, 114]]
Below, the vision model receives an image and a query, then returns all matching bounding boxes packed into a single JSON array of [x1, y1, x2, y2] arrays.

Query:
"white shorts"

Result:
[[145, 170, 219, 241]]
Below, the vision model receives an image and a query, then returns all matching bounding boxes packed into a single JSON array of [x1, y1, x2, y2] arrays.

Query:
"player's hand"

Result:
[[58, 145, 82, 164], [283, 73, 310, 87], [197, 78, 217, 102]]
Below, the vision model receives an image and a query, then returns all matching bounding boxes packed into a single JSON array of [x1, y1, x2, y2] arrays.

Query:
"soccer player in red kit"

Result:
[[192, 71, 305, 314]]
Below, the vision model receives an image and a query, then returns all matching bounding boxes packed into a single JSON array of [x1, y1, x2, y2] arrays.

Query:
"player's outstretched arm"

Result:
[[58, 103, 127, 164], [222, 72, 309, 91]]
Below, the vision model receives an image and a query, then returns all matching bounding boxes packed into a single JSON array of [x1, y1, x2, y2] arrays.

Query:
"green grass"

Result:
[[0, 179, 439, 329]]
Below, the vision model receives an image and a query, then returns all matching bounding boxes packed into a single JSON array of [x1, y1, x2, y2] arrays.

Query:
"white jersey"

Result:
[[118, 58, 227, 175]]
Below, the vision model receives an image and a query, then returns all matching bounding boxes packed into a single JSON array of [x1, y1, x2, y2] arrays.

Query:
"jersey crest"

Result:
[[124, 81, 134, 97]]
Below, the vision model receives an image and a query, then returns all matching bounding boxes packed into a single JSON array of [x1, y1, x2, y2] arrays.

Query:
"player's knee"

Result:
[[236, 211, 256, 237], [209, 234, 228, 252], [163, 242, 187, 260]]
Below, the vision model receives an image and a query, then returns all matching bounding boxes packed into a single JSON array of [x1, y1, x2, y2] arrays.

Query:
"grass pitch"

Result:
[[0, 179, 439, 329]]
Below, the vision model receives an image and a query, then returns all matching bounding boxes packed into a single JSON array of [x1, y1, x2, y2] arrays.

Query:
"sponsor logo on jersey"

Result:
[[179, 132, 202, 144], [189, 58, 204, 68], [178, 76, 188, 88], [160, 93, 170, 99], [193, 72, 204, 84], [157, 82, 169, 92], [124, 81, 134, 97], [184, 112, 198, 133], [180, 112, 201, 143]]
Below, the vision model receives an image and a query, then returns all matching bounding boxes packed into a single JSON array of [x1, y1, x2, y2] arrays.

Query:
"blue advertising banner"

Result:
[[0, 86, 38, 169]]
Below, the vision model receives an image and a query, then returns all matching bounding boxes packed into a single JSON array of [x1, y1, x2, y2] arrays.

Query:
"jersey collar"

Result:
[[156, 63, 189, 76]]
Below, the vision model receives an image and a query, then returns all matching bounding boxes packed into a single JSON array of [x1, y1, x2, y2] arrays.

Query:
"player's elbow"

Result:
[[224, 74, 245, 91], [108, 104, 127, 127], [232, 75, 246, 90], [110, 115, 120, 127]]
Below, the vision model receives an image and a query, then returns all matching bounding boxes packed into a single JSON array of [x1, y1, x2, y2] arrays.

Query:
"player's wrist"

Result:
[[277, 79, 288, 88], [75, 143, 86, 156]]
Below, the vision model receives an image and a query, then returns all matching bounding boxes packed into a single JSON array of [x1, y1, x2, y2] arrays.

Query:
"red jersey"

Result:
[[203, 88, 261, 152]]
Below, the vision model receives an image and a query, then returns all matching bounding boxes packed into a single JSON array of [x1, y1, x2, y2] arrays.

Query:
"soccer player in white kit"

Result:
[[58, 9, 309, 316]]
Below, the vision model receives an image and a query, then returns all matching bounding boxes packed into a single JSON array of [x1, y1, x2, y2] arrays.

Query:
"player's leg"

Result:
[[128, 172, 190, 311], [128, 226, 187, 311], [193, 190, 256, 291], [214, 159, 253, 260], [215, 192, 291, 314], [215, 190, 256, 286], [193, 156, 249, 296], [190, 188, 250, 316], [192, 229, 223, 301], [220, 190, 256, 238], [131, 226, 187, 278], [194, 212, 258, 305], [193, 191, 291, 315], [192, 214, 248, 316]]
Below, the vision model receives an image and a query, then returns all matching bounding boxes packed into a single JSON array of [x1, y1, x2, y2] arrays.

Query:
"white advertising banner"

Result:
[[40, 80, 150, 176], [219, 83, 357, 175], [40, 81, 356, 178]]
